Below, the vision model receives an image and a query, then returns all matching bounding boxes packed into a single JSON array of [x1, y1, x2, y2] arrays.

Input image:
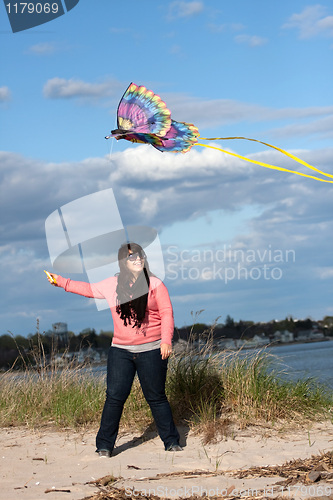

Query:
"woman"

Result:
[[46, 242, 181, 457]]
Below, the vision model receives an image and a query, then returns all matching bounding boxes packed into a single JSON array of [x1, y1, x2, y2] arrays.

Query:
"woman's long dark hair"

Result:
[[116, 242, 151, 328]]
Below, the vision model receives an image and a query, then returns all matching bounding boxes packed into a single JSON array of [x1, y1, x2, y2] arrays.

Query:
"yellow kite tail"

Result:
[[196, 136, 333, 184]]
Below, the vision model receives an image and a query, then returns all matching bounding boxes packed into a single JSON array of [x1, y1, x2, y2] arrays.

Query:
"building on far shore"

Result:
[[52, 322, 68, 347], [273, 330, 294, 343], [296, 330, 324, 342]]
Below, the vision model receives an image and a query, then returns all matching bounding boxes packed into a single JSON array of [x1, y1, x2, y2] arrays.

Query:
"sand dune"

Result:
[[1, 422, 333, 499]]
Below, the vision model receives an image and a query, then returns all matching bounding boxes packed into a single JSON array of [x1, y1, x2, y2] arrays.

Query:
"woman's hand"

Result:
[[160, 343, 172, 360], [45, 271, 59, 286]]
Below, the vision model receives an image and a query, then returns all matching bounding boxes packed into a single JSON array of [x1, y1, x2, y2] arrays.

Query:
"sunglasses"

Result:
[[127, 251, 146, 262]]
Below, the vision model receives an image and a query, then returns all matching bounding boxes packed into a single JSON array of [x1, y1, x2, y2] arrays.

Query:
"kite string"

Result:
[[197, 136, 333, 182], [108, 135, 115, 161], [107, 117, 118, 162], [195, 141, 333, 184]]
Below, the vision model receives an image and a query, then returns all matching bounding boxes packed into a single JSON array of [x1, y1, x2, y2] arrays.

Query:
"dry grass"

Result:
[[0, 327, 332, 438]]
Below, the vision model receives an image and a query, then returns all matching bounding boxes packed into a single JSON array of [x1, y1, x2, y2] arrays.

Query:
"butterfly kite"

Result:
[[106, 82, 333, 184]]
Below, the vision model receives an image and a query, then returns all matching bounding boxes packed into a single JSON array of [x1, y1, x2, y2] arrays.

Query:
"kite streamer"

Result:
[[106, 83, 333, 184]]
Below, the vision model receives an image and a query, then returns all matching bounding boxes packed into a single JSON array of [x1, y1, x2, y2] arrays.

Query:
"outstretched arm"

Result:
[[44, 272, 105, 299]]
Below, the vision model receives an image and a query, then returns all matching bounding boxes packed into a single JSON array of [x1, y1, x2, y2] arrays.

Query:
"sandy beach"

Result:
[[1, 422, 333, 500]]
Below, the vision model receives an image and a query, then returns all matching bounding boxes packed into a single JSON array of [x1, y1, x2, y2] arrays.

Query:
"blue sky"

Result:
[[1, 0, 333, 336]]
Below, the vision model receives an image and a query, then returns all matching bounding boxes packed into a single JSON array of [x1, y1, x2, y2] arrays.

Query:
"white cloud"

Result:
[[231, 23, 245, 32], [283, 5, 333, 39], [169, 44, 183, 55], [163, 92, 333, 131], [207, 23, 226, 33], [207, 22, 245, 34], [1, 144, 332, 333], [168, 1, 203, 20], [27, 42, 58, 55], [0, 86, 11, 102], [106, 143, 244, 184], [43, 77, 121, 99], [109, 27, 131, 34], [234, 34, 268, 47], [315, 267, 333, 279], [269, 115, 333, 140], [2, 145, 332, 244]]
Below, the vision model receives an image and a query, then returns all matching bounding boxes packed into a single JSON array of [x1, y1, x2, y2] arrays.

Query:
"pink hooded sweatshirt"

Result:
[[56, 275, 174, 346]]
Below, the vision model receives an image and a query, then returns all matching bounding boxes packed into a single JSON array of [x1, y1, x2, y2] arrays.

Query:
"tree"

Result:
[[225, 315, 234, 328], [14, 335, 29, 349], [0, 334, 16, 350], [78, 328, 98, 348], [96, 331, 113, 349]]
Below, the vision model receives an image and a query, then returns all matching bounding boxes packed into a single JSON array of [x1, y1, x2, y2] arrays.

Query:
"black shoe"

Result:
[[167, 444, 183, 452], [98, 449, 111, 458]]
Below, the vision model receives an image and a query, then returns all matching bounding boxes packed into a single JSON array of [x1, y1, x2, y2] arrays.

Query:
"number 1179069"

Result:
[[6, 3, 59, 14], [281, 485, 332, 497]]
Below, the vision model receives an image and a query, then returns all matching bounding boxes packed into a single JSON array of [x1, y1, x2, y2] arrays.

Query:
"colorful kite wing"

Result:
[[152, 120, 199, 153], [108, 83, 172, 138]]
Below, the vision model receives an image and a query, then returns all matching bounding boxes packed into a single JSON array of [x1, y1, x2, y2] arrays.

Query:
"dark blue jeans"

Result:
[[96, 347, 180, 452]]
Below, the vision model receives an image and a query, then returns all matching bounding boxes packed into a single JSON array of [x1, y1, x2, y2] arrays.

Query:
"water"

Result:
[[90, 340, 333, 390], [265, 340, 333, 389], [4, 341, 332, 393]]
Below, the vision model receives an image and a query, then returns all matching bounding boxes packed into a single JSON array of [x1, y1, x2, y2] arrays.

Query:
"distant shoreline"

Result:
[[267, 337, 332, 347], [180, 336, 333, 352], [240, 336, 332, 350]]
